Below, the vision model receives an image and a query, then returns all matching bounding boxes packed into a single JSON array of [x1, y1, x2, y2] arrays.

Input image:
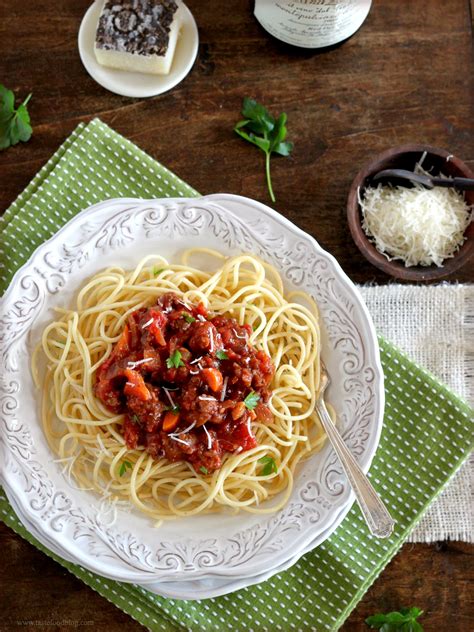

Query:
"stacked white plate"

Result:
[[0, 195, 384, 599]]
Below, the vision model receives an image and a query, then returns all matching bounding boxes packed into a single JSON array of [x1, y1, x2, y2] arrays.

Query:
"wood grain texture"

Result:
[[0, 521, 472, 632], [0, 0, 472, 630]]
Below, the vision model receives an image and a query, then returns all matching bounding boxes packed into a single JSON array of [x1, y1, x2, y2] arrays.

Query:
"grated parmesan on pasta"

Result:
[[359, 179, 472, 267]]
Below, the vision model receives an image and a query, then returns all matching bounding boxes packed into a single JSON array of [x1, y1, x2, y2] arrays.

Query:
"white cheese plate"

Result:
[[78, 0, 199, 98]]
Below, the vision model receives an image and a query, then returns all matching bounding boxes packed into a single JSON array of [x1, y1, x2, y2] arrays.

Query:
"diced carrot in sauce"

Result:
[[162, 411, 180, 432], [124, 369, 151, 401], [149, 322, 166, 346], [113, 324, 130, 359], [202, 368, 223, 392], [231, 401, 246, 420]]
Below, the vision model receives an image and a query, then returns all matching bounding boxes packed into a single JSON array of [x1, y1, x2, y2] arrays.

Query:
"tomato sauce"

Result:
[[95, 293, 274, 472]]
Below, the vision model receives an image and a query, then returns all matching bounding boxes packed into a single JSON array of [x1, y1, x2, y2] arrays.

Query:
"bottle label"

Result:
[[254, 0, 372, 48]]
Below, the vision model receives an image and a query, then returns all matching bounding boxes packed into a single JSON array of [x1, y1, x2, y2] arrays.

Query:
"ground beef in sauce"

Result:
[[95, 292, 274, 472]]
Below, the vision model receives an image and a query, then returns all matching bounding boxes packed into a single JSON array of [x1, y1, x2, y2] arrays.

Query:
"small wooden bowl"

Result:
[[347, 144, 474, 281]]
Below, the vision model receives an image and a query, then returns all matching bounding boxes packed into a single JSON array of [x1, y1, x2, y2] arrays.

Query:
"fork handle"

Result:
[[316, 399, 395, 538]]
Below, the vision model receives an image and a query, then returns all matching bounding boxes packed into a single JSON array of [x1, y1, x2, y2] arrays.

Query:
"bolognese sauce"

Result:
[[95, 292, 274, 472]]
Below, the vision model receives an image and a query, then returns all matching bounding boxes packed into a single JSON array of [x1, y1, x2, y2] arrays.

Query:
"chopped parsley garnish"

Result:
[[153, 267, 166, 276], [243, 391, 260, 410], [164, 404, 180, 414], [131, 414, 140, 424], [199, 466, 209, 475], [166, 350, 185, 369], [119, 460, 133, 476], [183, 313, 196, 324], [366, 607, 424, 631], [216, 349, 228, 360], [258, 455, 277, 476]]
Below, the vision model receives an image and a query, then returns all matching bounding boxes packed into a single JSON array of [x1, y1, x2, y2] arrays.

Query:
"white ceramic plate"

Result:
[[2, 473, 348, 599], [78, 1, 199, 98], [139, 502, 353, 600], [0, 194, 384, 587], [4, 472, 349, 600]]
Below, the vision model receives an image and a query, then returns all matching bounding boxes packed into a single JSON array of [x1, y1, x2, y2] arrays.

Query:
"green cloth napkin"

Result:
[[0, 119, 472, 632]]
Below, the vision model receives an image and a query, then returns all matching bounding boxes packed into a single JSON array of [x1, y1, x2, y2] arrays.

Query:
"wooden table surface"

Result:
[[0, 1, 473, 630]]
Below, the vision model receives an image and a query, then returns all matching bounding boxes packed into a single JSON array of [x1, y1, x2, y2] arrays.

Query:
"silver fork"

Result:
[[316, 362, 395, 538]]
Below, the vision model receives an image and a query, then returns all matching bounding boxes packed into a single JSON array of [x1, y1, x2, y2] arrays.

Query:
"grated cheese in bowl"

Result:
[[358, 175, 472, 268]]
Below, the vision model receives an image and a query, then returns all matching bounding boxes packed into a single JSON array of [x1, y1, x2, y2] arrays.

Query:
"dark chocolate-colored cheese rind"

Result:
[[95, 0, 178, 57]]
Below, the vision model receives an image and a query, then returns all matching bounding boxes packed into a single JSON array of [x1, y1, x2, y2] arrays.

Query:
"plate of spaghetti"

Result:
[[0, 194, 384, 589]]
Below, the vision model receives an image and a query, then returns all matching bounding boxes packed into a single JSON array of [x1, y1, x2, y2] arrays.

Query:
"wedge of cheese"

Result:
[[94, 0, 181, 75]]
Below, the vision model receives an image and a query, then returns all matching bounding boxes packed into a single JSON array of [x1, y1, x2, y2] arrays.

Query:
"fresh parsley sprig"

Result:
[[258, 455, 278, 476], [166, 350, 185, 369], [366, 607, 424, 631], [0, 85, 33, 150], [234, 97, 293, 203], [243, 391, 260, 411], [119, 460, 133, 477]]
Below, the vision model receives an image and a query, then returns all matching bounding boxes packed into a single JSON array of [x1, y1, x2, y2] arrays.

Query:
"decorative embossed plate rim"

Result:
[[3, 474, 350, 599], [0, 194, 384, 584]]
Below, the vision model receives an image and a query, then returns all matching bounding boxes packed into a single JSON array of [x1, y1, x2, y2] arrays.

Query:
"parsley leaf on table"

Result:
[[0, 85, 33, 150], [234, 97, 293, 203], [366, 607, 424, 631], [166, 350, 185, 369], [258, 455, 278, 476], [243, 391, 260, 410]]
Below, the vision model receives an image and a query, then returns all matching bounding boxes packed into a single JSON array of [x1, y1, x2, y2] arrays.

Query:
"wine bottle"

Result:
[[254, 0, 372, 49]]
